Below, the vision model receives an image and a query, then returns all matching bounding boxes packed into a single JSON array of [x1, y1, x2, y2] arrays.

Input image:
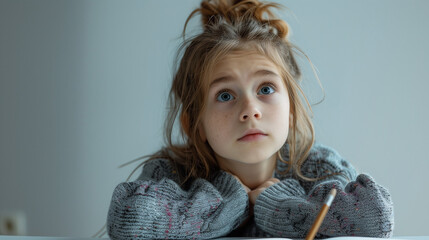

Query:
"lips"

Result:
[[238, 129, 267, 141]]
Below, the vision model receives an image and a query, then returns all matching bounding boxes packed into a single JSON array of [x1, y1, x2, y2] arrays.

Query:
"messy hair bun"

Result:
[[185, 0, 290, 39]]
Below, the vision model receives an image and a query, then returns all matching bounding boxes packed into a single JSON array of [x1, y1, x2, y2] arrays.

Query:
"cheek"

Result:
[[269, 97, 290, 128], [272, 111, 289, 130], [205, 111, 233, 142], [269, 93, 290, 113]]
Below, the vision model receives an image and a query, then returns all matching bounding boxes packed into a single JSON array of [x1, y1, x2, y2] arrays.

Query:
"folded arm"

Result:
[[254, 144, 394, 238], [107, 159, 249, 239]]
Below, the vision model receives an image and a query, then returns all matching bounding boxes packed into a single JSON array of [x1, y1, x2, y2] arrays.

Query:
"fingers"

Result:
[[229, 174, 281, 205], [248, 178, 280, 205], [258, 178, 280, 189], [248, 188, 264, 205]]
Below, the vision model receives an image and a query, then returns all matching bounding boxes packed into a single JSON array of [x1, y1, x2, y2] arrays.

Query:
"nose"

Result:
[[239, 98, 262, 121]]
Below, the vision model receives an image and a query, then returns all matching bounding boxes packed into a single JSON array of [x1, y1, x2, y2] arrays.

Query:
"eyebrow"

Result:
[[209, 69, 280, 88]]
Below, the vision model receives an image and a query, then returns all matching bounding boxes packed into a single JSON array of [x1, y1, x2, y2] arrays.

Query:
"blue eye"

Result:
[[217, 91, 234, 102], [258, 85, 275, 95]]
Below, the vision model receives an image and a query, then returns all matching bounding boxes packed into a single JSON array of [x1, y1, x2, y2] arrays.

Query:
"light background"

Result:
[[1, 0, 428, 237]]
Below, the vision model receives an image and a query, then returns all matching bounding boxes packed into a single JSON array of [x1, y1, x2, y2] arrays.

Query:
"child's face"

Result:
[[199, 51, 290, 166]]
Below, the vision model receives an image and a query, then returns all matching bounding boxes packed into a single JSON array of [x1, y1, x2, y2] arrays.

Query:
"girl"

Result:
[[106, 0, 394, 239]]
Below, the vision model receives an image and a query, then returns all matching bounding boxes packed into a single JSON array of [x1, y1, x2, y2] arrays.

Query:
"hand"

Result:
[[232, 175, 251, 194], [248, 178, 280, 205]]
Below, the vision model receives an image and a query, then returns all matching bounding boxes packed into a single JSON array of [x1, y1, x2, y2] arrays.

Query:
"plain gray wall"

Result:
[[1, 0, 428, 237]]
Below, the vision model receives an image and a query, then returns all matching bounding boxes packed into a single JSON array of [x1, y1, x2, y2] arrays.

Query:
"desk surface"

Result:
[[0, 237, 108, 240], [0, 236, 427, 240], [0, 235, 429, 240]]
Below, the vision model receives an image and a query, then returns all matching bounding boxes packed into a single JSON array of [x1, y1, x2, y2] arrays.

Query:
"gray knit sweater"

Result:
[[107, 143, 394, 239]]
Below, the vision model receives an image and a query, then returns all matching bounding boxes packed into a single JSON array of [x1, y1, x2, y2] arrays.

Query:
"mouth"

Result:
[[238, 129, 268, 141]]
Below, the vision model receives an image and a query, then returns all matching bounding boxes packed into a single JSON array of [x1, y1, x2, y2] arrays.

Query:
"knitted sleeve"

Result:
[[106, 159, 249, 240], [254, 144, 394, 238]]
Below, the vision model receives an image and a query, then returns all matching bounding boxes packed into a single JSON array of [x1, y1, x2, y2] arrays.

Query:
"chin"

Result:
[[236, 154, 275, 165]]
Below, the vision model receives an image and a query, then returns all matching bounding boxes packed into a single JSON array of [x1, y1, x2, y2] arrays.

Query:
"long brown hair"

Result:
[[125, 0, 319, 185]]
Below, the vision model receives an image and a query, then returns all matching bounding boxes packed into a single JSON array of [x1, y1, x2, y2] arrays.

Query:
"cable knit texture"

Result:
[[107, 143, 394, 239]]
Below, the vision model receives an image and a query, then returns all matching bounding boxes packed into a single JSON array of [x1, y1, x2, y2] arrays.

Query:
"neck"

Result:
[[217, 155, 277, 190]]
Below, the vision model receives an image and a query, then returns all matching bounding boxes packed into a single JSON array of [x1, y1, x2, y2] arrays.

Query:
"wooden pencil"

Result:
[[305, 188, 337, 240]]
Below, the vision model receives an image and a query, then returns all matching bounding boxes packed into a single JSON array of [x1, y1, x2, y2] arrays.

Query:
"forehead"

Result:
[[216, 50, 275, 67], [206, 51, 283, 90], [211, 51, 280, 78]]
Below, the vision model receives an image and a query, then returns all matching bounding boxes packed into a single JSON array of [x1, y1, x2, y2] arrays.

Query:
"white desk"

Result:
[[0, 237, 109, 240], [0, 236, 427, 240]]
